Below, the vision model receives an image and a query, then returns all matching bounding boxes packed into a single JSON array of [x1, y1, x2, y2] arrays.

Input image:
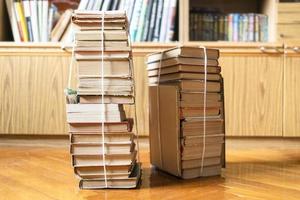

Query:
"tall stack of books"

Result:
[[147, 46, 225, 179], [66, 10, 141, 189]]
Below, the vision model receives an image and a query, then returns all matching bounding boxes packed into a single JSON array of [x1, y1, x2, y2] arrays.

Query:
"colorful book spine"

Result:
[[14, 0, 29, 42], [233, 13, 239, 42], [227, 14, 233, 41], [153, 0, 163, 42], [254, 14, 260, 42], [248, 13, 255, 42], [166, 0, 177, 42]]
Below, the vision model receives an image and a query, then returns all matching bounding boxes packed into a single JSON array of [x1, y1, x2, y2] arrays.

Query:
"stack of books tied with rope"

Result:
[[147, 46, 225, 179], [65, 10, 141, 189]]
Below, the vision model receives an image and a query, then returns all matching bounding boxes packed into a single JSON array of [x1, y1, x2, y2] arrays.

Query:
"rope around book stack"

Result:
[[155, 45, 208, 176], [65, 10, 141, 188]]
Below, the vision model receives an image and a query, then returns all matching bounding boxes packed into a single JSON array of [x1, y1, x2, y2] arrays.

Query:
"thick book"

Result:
[[77, 60, 131, 77], [181, 165, 221, 179], [69, 120, 133, 133], [72, 151, 136, 166], [75, 51, 130, 60], [70, 132, 134, 143], [147, 65, 221, 76], [79, 163, 141, 189], [74, 30, 128, 41], [180, 107, 221, 118], [147, 57, 219, 70], [66, 104, 126, 123], [79, 95, 134, 104], [148, 72, 221, 83], [74, 164, 134, 179], [162, 80, 221, 92], [147, 46, 220, 63], [182, 157, 221, 169], [5, 0, 21, 42], [70, 142, 135, 155]]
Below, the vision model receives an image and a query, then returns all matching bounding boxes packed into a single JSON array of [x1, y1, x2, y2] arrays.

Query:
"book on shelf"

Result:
[[189, 8, 268, 42], [6, 0, 178, 42], [5, 0, 79, 42]]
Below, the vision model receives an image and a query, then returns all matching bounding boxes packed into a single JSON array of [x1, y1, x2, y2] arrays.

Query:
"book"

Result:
[[70, 142, 135, 155], [147, 57, 219, 70], [147, 46, 220, 63], [5, 0, 21, 42], [51, 9, 73, 42], [147, 65, 221, 76], [70, 132, 134, 143], [66, 104, 126, 123], [69, 121, 133, 133], [14, 0, 29, 41], [79, 163, 141, 189], [148, 73, 221, 83], [79, 95, 134, 104]]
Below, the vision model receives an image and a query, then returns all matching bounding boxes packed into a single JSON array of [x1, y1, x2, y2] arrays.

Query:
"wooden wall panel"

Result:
[[0, 55, 71, 135], [283, 55, 300, 137], [220, 54, 283, 136]]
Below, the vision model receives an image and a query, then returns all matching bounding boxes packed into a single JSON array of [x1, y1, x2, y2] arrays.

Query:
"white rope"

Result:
[[127, 16, 141, 164], [199, 46, 207, 174], [100, 11, 108, 188]]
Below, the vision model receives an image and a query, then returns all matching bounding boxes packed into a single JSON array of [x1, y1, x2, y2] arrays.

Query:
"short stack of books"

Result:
[[66, 10, 141, 189], [147, 46, 225, 179]]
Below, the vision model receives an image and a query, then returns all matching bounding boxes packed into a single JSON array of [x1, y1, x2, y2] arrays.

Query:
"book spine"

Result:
[[242, 14, 248, 42], [197, 13, 202, 41], [166, 0, 177, 42], [238, 14, 243, 42], [15, 0, 29, 42], [78, 0, 89, 10], [254, 14, 260, 42], [127, 0, 136, 22], [23, 0, 34, 42], [153, 0, 163, 42], [48, 4, 56, 41], [248, 13, 255, 42], [213, 14, 219, 41], [38, 0, 43, 41], [41, 0, 48, 42], [262, 15, 268, 42], [147, 0, 158, 41], [130, 0, 143, 41], [136, 0, 149, 41], [223, 14, 228, 41], [5, 0, 21, 42], [233, 13, 239, 42], [218, 14, 224, 41], [101, 0, 111, 11], [142, 0, 154, 41], [227, 14, 233, 41], [86, 0, 95, 10], [30, 0, 39, 42], [159, 0, 170, 42]]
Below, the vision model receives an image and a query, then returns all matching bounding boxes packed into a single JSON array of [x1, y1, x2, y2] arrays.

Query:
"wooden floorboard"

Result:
[[0, 138, 299, 200]]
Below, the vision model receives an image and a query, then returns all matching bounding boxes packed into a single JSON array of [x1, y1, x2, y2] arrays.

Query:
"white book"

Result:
[[5, 0, 21, 42], [165, 0, 177, 42], [48, 4, 56, 42], [42, 0, 49, 41], [30, 0, 39, 42], [118, 0, 125, 10], [130, 0, 143, 41], [78, 0, 89, 10], [23, 0, 33, 42], [101, 0, 111, 11], [37, 0, 43, 41], [127, 0, 136, 22], [93, 0, 103, 10], [159, 0, 171, 42], [67, 104, 123, 113], [86, 0, 95, 10]]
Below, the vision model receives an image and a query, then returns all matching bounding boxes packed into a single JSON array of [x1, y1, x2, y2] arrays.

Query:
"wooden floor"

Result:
[[0, 137, 299, 200]]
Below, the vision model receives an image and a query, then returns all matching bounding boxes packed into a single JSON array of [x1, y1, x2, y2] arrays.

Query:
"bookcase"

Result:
[[0, 0, 300, 137]]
